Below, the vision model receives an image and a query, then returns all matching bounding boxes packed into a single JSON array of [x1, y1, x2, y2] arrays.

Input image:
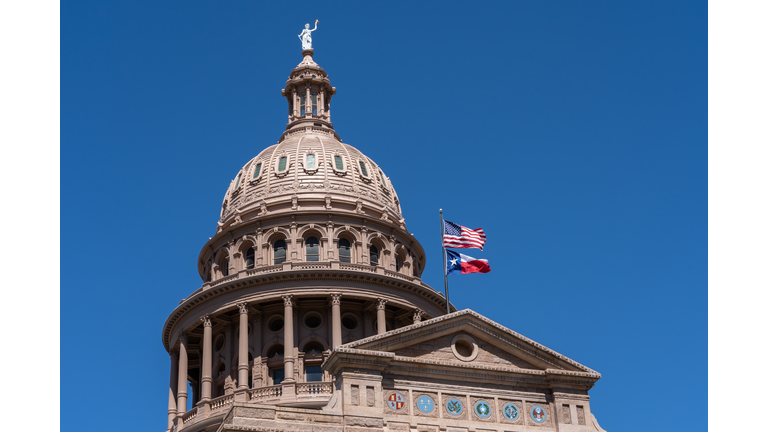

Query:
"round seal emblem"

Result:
[[445, 398, 464, 415], [417, 395, 435, 413], [386, 392, 406, 411], [474, 400, 492, 418], [502, 403, 520, 420], [530, 405, 547, 423]]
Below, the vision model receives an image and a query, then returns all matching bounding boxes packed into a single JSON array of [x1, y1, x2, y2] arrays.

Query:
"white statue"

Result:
[[299, 20, 319, 50]]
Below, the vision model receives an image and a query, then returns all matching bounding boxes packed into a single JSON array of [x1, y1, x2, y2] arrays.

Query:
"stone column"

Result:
[[237, 303, 249, 390], [305, 87, 311, 117], [412, 309, 423, 324], [167, 350, 179, 430], [176, 333, 189, 418], [319, 89, 325, 116], [282, 295, 295, 381], [330, 294, 342, 348], [376, 299, 387, 335], [252, 309, 262, 388], [200, 316, 213, 402]]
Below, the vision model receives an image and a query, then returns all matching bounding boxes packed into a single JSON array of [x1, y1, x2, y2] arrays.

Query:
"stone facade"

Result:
[[161, 49, 608, 432]]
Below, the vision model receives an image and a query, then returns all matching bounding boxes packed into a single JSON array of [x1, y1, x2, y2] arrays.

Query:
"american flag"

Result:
[[443, 220, 486, 250]]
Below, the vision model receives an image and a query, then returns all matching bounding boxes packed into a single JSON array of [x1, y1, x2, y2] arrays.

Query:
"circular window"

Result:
[[341, 313, 358, 331], [303, 312, 323, 330], [268, 316, 284, 333], [450, 334, 478, 362], [214, 334, 225, 352]]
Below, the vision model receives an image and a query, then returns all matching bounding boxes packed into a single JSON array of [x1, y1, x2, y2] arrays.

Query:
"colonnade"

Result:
[[167, 294, 403, 426]]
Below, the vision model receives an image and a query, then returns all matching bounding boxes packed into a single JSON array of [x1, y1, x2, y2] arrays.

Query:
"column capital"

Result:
[[237, 302, 249, 315], [376, 298, 387, 310], [178, 332, 188, 346], [201, 315, 212, 327], [330, 293, 342, 306], [282, 294, 295, 308]]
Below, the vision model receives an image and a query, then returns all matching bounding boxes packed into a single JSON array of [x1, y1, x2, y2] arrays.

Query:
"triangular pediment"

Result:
[[339, 309, 598, 375]]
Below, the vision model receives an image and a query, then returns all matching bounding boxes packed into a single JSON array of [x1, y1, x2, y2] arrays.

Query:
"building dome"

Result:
[[219, 138, 404, 234]]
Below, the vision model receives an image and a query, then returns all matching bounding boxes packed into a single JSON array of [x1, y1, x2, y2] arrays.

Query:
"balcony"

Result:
[[175, 381, 334, 431]]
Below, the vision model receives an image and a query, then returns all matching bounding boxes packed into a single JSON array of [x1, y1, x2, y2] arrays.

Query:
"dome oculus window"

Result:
[[303, 153, 318, 174], [338, 238, 352, 263], [358, 160, 371, 181], [303, 312, 323, 330], [305, 237, 320, 261], [341, 313, 359, 331], [273, 239, 287, 265], [275, 156, 289, 177], [251, 162, 263, 181], [268, 316, 284, 333]]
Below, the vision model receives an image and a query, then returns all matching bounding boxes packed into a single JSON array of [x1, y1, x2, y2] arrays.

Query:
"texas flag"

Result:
[[446, 250, 491, 275]]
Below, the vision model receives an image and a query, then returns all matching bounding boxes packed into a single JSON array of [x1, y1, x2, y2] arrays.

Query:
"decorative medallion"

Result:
[[445, 398, 464, 415], [474, 400, 492, 418], [502, 403, 520, 421], [417, 395, 435, 413], [530, 405, 547, 423], [387, 392, 406, 411]]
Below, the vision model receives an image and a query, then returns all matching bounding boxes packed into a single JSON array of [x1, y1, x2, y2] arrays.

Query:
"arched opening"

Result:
[[267, 344, 285, 386], [305, 237, 320, 261], [369, 245, 379, 266], [303, 341, 325, 382], [303, 341, 325, 354], [245, 247, 255, 269], [273, 239, 287, 265], [338, 238, 352, 263]]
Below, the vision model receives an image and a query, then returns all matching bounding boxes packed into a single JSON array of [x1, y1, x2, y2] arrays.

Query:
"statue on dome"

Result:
[[299, 20, 319, 50]]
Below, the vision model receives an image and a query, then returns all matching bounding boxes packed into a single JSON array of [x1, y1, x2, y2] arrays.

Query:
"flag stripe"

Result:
[[442, 220, 486, 250]]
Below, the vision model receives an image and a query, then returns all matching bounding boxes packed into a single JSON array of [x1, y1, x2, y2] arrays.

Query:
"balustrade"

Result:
[[210, 394, 234, 412], [296, 381, 333, 396], [249, 384, 283, 402]]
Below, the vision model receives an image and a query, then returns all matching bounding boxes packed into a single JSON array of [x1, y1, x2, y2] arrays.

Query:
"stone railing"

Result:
[[384, 269, 416, 282], [245, 264, 283, 276], [210, 273, 239, 287], [339, 262, 377, 273], [249, 384, 283, 402], [209, 393, 234, 412], [181, 407, 198, 425], [296, 381, 334, 397], [292, 262, 332, 270]]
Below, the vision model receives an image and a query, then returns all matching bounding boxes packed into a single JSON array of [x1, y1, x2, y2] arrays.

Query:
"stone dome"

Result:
[[219, 136, 404, 230]]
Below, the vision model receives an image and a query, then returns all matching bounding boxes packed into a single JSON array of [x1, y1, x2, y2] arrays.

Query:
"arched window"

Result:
[[252, 162, 262, 179], [334, 155, 344, 170], [220, 258, 229, 277], [277, 156, 288, 173], [338, 238, 351, 263], [369, 245, 379, 266], [396, 255, 403, 272], [306, 154, 316, 169], [274, 240, 287, 264], [234, 172, 242, 190], [303, 342, 325, 354], [245, 247, 255, 269], [268, 345, 284, 358], [305, 237, 320, 261], [358, 160, 369, 178]]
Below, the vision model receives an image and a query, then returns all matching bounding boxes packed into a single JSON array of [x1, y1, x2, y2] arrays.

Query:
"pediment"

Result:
[[341, 309, 597, 374]]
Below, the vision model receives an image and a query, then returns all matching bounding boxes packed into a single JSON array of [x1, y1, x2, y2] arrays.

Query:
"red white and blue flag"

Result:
[[446, 250, 491, 275], [443, 220, 486, 250]]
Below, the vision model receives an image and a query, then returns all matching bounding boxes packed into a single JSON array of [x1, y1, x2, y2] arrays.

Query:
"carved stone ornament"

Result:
[[413, 309, 423, 324], [224, 376, 236, 395], [291, 193, 299, 211], [201, 315, 212, 327], [376, 298, 387, 310], [355, 198, 365, 214], [233, 209, 243, 226], [282, 294, 295, 308], [237, 302, 249, 314], [324, 194, 332, 210], [330, 293, 342, 306], [259, 200, 268, 215]]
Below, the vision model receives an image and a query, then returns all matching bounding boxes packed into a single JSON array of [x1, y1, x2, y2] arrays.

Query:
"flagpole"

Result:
[[440, 209, 450, 315]]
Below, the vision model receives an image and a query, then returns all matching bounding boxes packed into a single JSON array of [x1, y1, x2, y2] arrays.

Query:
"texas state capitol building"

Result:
[[161, 45, 610, 432]]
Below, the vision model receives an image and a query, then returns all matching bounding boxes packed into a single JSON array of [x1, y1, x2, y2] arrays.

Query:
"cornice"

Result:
[[161, 269, 448, 352]]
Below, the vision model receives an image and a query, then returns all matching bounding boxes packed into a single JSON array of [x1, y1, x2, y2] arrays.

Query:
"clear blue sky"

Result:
[[62, 1, 706, 431]]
